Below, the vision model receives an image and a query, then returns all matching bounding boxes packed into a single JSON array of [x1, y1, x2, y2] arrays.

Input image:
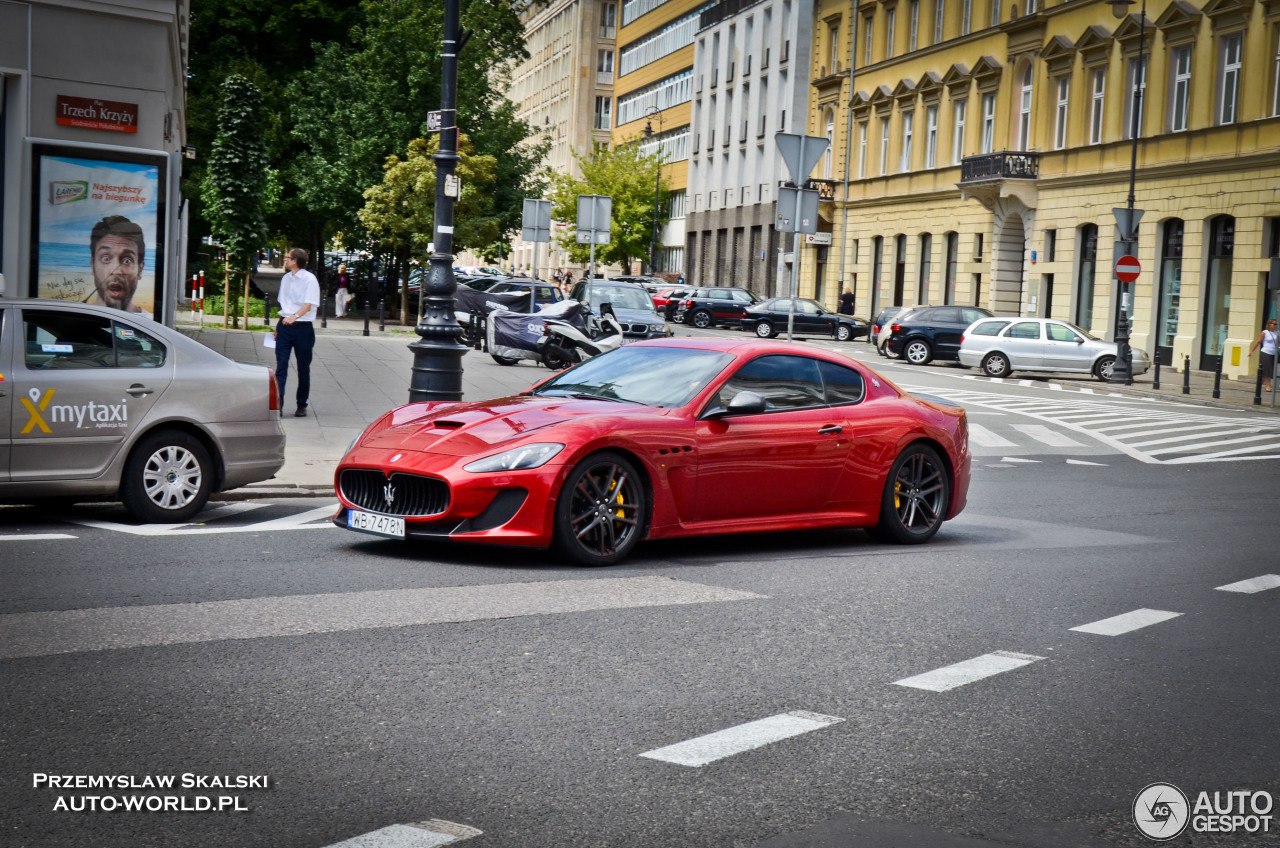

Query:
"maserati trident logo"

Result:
[[383, 481, 396, 509]]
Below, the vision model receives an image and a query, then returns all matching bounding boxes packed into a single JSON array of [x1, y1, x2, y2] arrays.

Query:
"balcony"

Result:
[[958, 151, 1039, 211]]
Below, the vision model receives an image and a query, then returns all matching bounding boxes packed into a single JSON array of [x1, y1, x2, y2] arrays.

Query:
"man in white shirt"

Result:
[[273, 248, 321, 417]]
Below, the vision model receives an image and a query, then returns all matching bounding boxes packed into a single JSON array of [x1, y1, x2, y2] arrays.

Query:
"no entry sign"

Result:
[[1115, 255, 1141, 283]]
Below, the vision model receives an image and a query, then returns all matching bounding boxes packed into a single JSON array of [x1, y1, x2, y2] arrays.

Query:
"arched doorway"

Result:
[[1200, 215, 1234, 371], [991, 212, 1027, 315]]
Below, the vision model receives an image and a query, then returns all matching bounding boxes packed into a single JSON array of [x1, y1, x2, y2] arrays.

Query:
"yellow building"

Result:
[[810, 0, 1280, 379]]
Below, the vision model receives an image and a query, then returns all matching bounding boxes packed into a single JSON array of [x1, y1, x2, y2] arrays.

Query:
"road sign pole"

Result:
[[788, 161, 804, 342]]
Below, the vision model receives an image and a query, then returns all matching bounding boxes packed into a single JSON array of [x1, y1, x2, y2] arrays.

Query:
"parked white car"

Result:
[[958, 317, 1151, 381]]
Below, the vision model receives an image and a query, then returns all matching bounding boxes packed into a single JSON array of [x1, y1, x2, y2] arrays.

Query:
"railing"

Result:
[[960, 151, 1040, 181], [699, 0, 762, 30]]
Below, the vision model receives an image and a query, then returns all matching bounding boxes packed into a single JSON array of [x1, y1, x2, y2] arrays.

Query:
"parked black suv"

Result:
[[884, 305, 995, 364], [673, 286, 760, 328]]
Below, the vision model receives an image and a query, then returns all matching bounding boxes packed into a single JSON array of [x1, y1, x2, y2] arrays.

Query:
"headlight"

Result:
[[464, 443, 565, 473]]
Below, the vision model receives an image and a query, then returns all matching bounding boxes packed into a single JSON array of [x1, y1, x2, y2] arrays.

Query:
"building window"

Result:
[[918, 233, 933, 302], [887, 9, 896, 59], [594, 96, 612, 130], [1169, 46, 1191, 132], [991, 0, 1001, 27], [900, 111, 914, 171], [825, 109, 835, 177], [980, 92, 995, 153], [873, 235, 885, 306], [962, 0, 972, 35], [1026, 0, 1037, 11], [909, 0, 920, 51], [1124, 55, 1145, 139], [1156, 219, 1183, 357], [1054, 76, 1070, 149], [668, 190, 686, 219], [1045, 228, 1057, 262], [598, 49, 615, 82], [1218, 33, 1242, 125], [1075, 223, 1098, 331], [934, 0, 945, 44], [829, 24, 840, 72], [1017, 64, 1033, 150], [864, 15, 874, 65], [858, 121, 869, 178], [1089, 68, 1106, 144], [925, 105, 938, 168], [1202, 215, 1235, 364], [880, 118, 890, 176], [944, 231, 959, 304], [619, 8, 703, 76], [1273, 30, 1280, 117], [975, 232, 984, 260], [603, 1, 617, 34], [951, 99, 967, 164]]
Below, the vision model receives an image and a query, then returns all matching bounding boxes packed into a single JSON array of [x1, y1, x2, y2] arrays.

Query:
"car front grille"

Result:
[[622, 323, 658, 336], [339, 469, 450, 517]]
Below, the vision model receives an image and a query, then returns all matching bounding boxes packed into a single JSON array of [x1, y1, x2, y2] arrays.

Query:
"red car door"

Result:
[[692, 354, 848, 521]]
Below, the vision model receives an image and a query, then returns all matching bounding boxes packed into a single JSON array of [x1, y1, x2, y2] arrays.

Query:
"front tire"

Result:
[[981, 352, 1011, 379], [540, 345, 575, 370], [869, 444, 950, 544], [1094, 355, 1116, 382], [552, 451, 647, 566], [836, 324, 853, 342], [690, 310, 713, 329], [121, 430, 214, 523], [491, 354, 520, 366], [755, 320, 775, 338], [904, 339, 933, 365]]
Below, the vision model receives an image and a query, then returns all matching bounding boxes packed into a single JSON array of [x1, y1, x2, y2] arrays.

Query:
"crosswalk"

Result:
[[903, 384, 1280, 463]]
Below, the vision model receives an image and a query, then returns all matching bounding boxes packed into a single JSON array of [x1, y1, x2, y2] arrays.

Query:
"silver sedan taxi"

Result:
[[959, 316, 1151, 381], [0, 299, 285, 521]]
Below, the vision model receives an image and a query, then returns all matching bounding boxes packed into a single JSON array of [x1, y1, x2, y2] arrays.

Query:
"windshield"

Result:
[[534, 346, 734, 408], [587, 285, 657, 313]]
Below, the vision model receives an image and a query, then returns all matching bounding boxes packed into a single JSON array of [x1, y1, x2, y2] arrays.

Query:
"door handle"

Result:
[[127, 384, 154, 397], [818, 424, 843, 435]]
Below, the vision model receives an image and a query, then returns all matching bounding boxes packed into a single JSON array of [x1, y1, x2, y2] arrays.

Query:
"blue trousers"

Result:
[[275, 320, 315, 409]]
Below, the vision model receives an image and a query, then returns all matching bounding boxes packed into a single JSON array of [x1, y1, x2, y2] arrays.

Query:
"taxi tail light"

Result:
[[268, 370, 280, 411]]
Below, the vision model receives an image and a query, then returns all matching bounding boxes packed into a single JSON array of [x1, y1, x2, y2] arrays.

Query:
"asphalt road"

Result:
[[2, 328, 1277, 848]]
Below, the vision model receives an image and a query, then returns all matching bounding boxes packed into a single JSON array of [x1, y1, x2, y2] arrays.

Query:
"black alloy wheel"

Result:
[[755, 320, 775, 338], [553, 451, 647, 566], [1094, 355, 1116, 382], [869, 443, 950, 544], [121, 429, 214, 523], [981, 352, 1011, 378], [690, 310, 713, 329]]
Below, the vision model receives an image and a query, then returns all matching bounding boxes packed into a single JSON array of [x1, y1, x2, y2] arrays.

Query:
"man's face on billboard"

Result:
[[92, 234, 142, 309]]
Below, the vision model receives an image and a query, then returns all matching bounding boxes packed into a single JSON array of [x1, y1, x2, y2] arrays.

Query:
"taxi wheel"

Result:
[[868, 443, 950, 545], [121, 430, 213, 524], [552, 451, 647, 567]]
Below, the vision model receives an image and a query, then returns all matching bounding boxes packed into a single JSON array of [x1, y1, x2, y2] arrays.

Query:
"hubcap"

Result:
[[892, 452, 945, 534], [142, 446, 202, 511], [694, 313, 710, 328], [907, 343, 928, 363], [756, 323, 771, 338], [568, 462, 640, 556]]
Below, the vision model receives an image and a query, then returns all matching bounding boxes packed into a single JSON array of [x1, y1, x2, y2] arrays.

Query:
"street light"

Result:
[[642, 107, 664, 275], [1108, 0, 1147, 385]]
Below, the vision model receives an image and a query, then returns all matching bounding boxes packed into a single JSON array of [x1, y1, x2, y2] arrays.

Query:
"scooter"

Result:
[[539, 302, 626, 370]]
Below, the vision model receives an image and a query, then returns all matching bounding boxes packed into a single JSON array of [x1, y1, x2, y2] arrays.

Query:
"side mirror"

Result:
[[726, 390, 767, 415]]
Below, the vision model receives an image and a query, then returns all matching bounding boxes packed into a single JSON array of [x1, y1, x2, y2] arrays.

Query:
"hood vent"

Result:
[[433, 420, 466, 428]]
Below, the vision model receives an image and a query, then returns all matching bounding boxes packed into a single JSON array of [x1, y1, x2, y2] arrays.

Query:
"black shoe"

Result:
[[294, 407, 308, 417]]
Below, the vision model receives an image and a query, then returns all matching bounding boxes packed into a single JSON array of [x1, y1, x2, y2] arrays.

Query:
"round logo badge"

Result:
[[1133, 783, 1190, 841]]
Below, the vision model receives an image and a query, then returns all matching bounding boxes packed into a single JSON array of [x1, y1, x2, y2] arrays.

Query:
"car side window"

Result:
[[931, 307, 961, 323], [717, 354, 825, 412], [773, 299, 791, 311], [960, 308, 988, 324], [819, 361, 866, 405], [1046, 322, 1082, 342], [710, 290, 730, 300], [732, 291, 753, 302], [24, 310, 116, 369], [798, 300, 820, 315], [113, 322, 166, 367], [1006, 321, 1043, 340], [969, 320, 1010, 336]]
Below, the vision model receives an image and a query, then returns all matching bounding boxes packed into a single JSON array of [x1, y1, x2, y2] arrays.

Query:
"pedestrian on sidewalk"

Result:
[[274, 248, 321, 417], [334, 264, 352, 317], [838, 287, 855, 315], [1248, 317, 1278, 392]]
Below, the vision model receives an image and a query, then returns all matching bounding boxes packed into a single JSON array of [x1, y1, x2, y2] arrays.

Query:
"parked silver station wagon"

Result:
[[0, 299, 285, 521], [958, 316, 1152, 381]]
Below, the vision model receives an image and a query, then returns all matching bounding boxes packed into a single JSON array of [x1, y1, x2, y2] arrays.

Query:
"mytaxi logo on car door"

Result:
[[21, 388, 130, 433]]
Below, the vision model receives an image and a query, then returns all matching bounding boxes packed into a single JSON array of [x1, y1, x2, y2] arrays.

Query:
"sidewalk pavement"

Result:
[[177, 313, 1280, 498]]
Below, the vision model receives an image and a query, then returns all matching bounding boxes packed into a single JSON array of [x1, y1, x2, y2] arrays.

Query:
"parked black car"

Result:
[[883, 305, 995, 364], [741, 298, 869, 341], [673, 286, 760, 328], [871, 304, 929, 356]]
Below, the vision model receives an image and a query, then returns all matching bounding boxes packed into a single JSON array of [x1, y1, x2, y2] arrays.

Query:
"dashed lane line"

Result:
[[1216, 574, 1280, 594], [1069, 608, 1183, 636], [893, 651, 1045, 692], [639, 711, 844, 767], [0, 533, 76, 541]]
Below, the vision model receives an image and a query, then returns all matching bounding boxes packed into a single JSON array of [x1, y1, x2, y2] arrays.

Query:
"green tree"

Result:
[[358, 134, 498, 324], [547, 141, 669, 273], [201, 74, 269, 329]]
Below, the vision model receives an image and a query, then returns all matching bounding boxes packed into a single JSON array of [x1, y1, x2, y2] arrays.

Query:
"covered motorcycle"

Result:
[[486, 299, 588, 366]]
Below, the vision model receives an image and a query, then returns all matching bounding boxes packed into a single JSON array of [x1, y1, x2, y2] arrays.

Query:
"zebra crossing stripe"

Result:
[[1215, 574, 1280, 594], [967, 423, 1017, 447], [0, 533, 76, 541], [1065, 459, 1108, 466], [1129, 426, 1266, 448], [1070, 608, 1182, 636], [323, 820, 482, 847], [639, 711, 844, 767], [893, 651, 1044, 692], [1010, 424, 1086, 447]]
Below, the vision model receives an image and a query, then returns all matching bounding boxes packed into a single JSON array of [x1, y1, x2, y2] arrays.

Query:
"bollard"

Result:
[[1153, 354, 1162, 390], [378, 292, 385, 332], [363, 291, 371, 337], [1182, 355, 1191, 395], [320, 275, 328, 329], [1212, 358, 1222, 399], [1255, 370, 1264, 405]]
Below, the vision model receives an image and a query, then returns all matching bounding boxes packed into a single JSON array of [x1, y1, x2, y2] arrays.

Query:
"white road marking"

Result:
[[324, 820, 482, 847], [0, 577, 765, 660], [999, 456, 1041, 463], [1065, 459, 1108, 466], [1070, 608, 1182, 636], [1215, 574, 1280, 594], [1010, 424, 1086, 447], [67, 503, 334, 536], [0, 533, 76, 541], [893, 650, 1044, 692], [968, 423, 1017, 447], [639, 711, 844, 767]]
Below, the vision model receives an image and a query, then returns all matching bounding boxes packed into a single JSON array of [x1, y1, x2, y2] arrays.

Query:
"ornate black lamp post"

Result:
[[1108, 0, 1147, 385], [642, 107, 664, 276]]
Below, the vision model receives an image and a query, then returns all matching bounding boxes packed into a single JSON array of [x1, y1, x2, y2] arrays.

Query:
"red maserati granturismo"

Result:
[[333, 338, 970, 565]]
